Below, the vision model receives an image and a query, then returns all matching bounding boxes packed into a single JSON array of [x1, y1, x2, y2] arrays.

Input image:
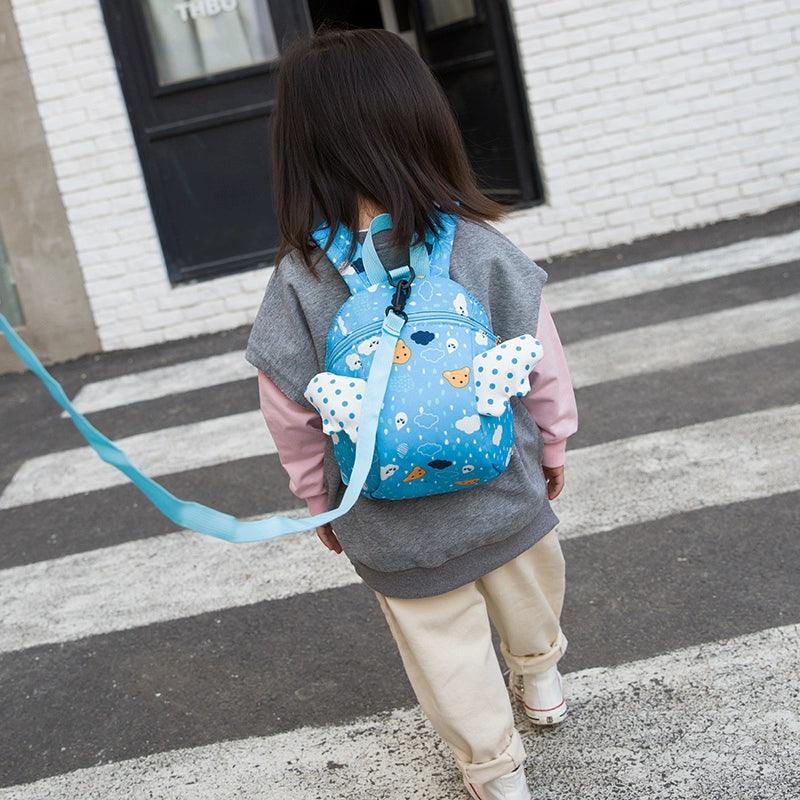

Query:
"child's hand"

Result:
[[316, 523, 342, 554], [543, 464, 565, 500]]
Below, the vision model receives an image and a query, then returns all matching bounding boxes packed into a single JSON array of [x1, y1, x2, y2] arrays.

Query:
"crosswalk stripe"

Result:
[[0, 410, 271, 510], [0, 513, 357, 654], [1, 623, 795, 799], [64, 351, 255, 416], [544, 229, 800, 312], [62, 231, 800, 417], [555, 402, 799, 540], [3, 402, 797, 654], [568, 292, 800, 388], [3, 293, 798, 510]]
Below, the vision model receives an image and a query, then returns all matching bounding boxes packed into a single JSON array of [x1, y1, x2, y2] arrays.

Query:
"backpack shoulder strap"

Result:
[[360, 213, 429, 285], [425, 211, 459, 279], [310, 223, 371, 296], [311, 211, 459, 292]]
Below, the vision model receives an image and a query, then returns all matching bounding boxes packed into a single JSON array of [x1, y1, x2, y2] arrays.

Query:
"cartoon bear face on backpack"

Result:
[[442, 367, 470, 388]]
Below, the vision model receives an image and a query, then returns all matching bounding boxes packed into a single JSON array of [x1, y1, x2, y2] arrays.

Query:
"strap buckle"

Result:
[[386, 263, 415, 287], [385, 274, 413, 321]]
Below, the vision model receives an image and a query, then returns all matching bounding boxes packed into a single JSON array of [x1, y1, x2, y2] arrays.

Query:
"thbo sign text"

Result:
[[174, 0, 239, 23]]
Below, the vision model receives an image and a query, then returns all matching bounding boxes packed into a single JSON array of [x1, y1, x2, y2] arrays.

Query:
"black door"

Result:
[[101, 0, 309, 284], [409, 0, 543, 205]]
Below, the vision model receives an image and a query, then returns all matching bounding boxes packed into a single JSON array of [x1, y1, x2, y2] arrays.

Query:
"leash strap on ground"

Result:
[[0, 311, 405, 543]]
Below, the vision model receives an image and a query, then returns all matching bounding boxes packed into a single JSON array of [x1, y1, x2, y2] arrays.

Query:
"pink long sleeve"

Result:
[[521, 296, 579, 468], [257, 371, 330, 515]]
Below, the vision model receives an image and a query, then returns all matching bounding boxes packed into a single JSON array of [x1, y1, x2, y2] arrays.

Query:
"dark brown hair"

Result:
[[272, 28, 505, 274]]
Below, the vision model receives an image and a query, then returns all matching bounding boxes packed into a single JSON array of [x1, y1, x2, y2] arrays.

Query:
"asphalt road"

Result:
[[1, 208, 798, 799]]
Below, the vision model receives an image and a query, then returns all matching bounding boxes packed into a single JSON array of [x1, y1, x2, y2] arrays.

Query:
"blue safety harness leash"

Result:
[[0, 308, 406, 543], [361, 212, 429, 284]]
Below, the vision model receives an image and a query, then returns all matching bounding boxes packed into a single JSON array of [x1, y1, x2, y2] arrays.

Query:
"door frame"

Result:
[[99, 0, 309, 285], [410, 0, 544, 207], [487, 0, 545, 206]]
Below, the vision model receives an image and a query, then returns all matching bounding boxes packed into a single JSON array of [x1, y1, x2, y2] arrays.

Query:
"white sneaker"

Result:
[[509, 666, 568, 726], [464, 765, 532, 800]]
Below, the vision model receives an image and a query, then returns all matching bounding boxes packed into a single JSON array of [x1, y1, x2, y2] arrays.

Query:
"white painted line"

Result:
[[554, 403, 800, 540], [0, 411, 272, 510], [3, 294, 798, 510], [61, 230, 800, 417], [0, 515, 358, 654], [567, 292, 800, 388], [545, 229, 800, 312], [2, 403, 797, 654], [64, 352, 255, 416], [2, 624, 796, 799]]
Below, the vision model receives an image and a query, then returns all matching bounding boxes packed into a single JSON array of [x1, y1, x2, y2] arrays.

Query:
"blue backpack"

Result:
[[304, 211, 544, 501], [0, 211, 543, 544]]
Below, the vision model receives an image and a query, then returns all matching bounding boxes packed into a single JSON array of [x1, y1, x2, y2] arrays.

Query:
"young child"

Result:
[[246, 30, 578, 800]]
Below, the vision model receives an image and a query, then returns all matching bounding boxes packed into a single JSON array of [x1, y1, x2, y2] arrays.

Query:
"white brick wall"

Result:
[[9, 0, 270, 350], [10, 0, 800, 350], [501, 0, 800, 252]]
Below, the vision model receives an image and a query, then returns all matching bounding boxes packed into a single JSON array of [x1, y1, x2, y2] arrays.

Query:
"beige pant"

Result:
[[374, 529, 567, 785]]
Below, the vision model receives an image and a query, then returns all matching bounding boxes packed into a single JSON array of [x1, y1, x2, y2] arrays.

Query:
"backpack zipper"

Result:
[[328, 310, 498, 366]]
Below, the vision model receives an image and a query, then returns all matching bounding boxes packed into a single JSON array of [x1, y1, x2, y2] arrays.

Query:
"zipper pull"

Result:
[[495, 335, 502, 345]]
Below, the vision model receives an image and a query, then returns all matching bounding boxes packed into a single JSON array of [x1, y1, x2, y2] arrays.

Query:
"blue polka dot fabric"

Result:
[[306, 213, 543, 501]]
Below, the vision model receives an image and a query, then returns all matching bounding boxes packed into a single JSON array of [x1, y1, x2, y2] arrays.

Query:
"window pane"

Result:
[[420, 0, 476, 31], [141, 0, 279, 86], [0, 233, 24, 327]]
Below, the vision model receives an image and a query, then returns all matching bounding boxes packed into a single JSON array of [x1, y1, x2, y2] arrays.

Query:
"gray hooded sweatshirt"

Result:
[[246, 217, 559, 598]]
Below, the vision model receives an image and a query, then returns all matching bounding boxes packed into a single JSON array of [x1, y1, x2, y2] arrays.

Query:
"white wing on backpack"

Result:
[[473, 334, 544, 417], [304, 373, 367, 443]]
